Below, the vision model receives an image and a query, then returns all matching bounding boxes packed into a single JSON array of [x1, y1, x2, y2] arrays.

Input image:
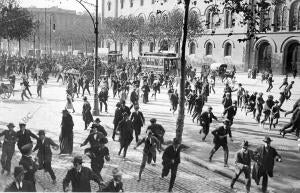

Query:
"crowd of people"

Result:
[[0, 53, 299, 193]]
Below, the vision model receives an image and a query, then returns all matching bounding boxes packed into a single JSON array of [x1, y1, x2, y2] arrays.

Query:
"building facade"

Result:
[[100, 0, 300, 74]]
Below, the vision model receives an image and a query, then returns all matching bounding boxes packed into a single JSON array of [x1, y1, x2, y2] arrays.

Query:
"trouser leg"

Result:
[[262, 173, 268, 192], [44, 161, 56, 180], [209, 144, 220, 160], [231, 170, 242, 188], [139, 154, 148, 179], [26, 87, 32, 96], [169, 164, 178, 192], [1, 150, 7, 170], [281, 122, 293, 132], [162, 164, 170, 178], [223, 144, 229, 164], [123, 145, 128, 158]]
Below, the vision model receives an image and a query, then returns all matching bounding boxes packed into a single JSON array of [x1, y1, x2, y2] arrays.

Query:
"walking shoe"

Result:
[[208, 157, 212, 162]]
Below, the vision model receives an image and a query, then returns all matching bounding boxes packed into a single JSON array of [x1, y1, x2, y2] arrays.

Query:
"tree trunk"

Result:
[[176, 0, 190, 143], [18, 39, 21, 57], [7, 39, 10, 57]]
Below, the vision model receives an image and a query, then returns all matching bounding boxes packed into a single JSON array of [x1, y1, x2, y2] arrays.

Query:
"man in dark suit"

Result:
[[89, 118, 107, 136], [81, 126, 105, 157], [252, 137, 282, 193], [199, 106, 218, 141], [0, 123, 17, 175], [63, 156, 103, 192], [16, 122, 38, 152], [161, 138, 182, 192], [223, 101, 237, 125], [101, 168, 124, 192], [209, 119, 233, 167], [129, 87, 139, 110], [135, 130, 160, 181], [147, 118, 165, 149], [33, 130, 59, 184], [4, 166, 35, 192], [19, 143, 38, 191], [130, 105, 145, 143], [98, 87, 108, 112], [230, 141, 253, 193]]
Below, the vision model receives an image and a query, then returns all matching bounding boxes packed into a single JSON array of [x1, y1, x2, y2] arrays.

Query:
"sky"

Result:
[[19, 0, 93, 13]]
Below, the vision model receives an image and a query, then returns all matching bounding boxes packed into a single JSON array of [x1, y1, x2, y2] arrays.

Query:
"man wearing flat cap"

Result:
[[63, 156, 103, 192], [101, 168, 124, 192], [0, 123, 17, 175], [16, 122, 38, 153], [162, 138, 182, 192], [231, 141, 253, 192], [209, 119, 233, 167], [252, 136, 282, 193], [4, 166, 35, 192], [33, 130, 59, 184], [19, 143, 38, 191]]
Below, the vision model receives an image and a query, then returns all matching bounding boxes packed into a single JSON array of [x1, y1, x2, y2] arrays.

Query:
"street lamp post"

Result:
[[74, 0, 100, 116]]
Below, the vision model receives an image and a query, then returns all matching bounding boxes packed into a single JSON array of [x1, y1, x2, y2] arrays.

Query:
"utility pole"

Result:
[[50, 15, 52, 58], [44, 8, 47, 58], [92, 0, 100, 116]]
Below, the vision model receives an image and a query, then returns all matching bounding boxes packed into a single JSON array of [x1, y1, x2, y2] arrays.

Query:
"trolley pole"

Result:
[[92, 0, 100, 116]]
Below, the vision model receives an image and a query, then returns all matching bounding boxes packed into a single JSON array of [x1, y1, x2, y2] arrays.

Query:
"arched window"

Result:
[[259, 8, 271, 32], [120, 43, 123, 52], [128, 42, 133, 52], [130, 0, 133, 7], [107, 1, 111, 11], [206, 42, 213, 55], [138, 16, 145, 25], [282, 6, 288, 30], [206, 9, 214, 29], [120, 0, 124, 9], [162, 14, 168, 24], [189, 42, 196, 55], [141, 0, 144, 6], [149, 42, 154, 52], [289, 1, 300, 31], [160, 40, 169, 51], [139, 42, 143, 54], [274, 4, 283, 31], [224, 43, 232, 56], [190, 10, 198, 21], [224, 9, 232, 28]]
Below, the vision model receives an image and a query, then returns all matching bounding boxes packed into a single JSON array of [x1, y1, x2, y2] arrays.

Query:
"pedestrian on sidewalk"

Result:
[[141, 82, 150, 103], [60, 110, 74, 154], [284, 81, 294, 100], [269, 101, 285, 130], [279, 75, 288, 89], [192, 94, 204, 123], [170, 90, 179, 114], [16, 122, 38, 153], [63, 156, 103, 192], [36, 76, 44, 98], [252, 137, 282, 193], [98, 87, 108, 113], [130, 105, 145, 143], [33, 130, 59, 184], [255, 92, 265, 123], [73, 79, 79, 98], [199, 106, 218, 141], [19, 143, 38, 191], [187, 90, 197, 115], [65, 93, 75, 113], [20, 82, 30, 101], [81, 125, 105, 157], [22, 77, 32, 97], [135, 130, 161, 181], [101, 168, 124, 192], [117, 112, 133, 159], [266, 74, 274, 92], [209, 119, 233, 167], [0, 123, 17, 175], [280, 106, 300, 138], [241, 90, 250, 112], [161, 138, 182, 192], [230, 141, 253, 193], [82, 96, 94, 130], [222, 92, 233, 111], [129, 87, 139, 110], [236, 83, 245, 107], [4, 166, 35, 192], [223, 101, 237, 126], [246, 92, 257, 118], [82, 77, 91, 96], [260, 95, 275, 128], [112, 102, 122, 141], [77, 75, 84, 94]]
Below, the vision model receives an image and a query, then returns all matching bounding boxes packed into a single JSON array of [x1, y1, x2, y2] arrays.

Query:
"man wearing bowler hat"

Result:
[[209, 119, 233, 167], [19, 143, 38, 191], [161, 138, 182, 192], [252, 136, 282, 193], [16, 121, 39, 152], [231, 141, 253, 192], [0, 123, 17, 175], [4, 166, 35, 192], [63, 155, 103, 192], [33, 130, 59, 184]]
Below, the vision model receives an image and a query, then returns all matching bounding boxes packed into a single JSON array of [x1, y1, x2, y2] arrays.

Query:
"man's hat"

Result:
[[95, 118, 101, 123], [274, 100, 279, 104], [83, 96, 87, 101], [116, 102, 121, 108], [173, 138, 180, 145], [263, 136, 272, 143], [13, 166, 25, 178], [7, 123, 15, 128], [208, 106, 213, 110], [150, 118, 157, 123], [20, 143, 33, 155], [38, 130, 45, 136], [241, 140, 249, 147], [112, 168, 122, 176], [268, 95, 273, 99], [233, 100, 237, 104], [19, 121, 26, 126], [72, 156, 83, 164], [223, 119, 231, 125]]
